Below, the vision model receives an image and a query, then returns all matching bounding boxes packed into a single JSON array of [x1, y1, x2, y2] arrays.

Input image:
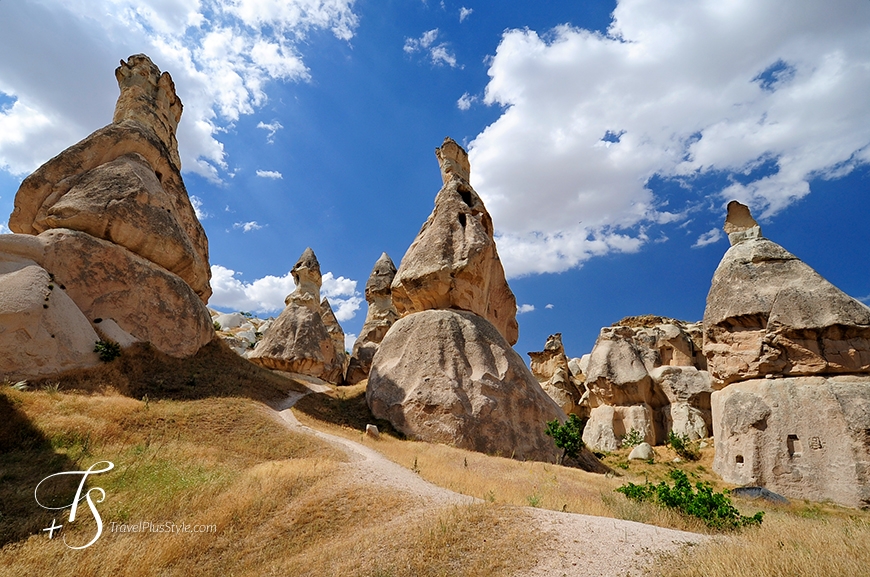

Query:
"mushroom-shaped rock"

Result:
[[703, 202, 870, 387], [390, 139, 518, 345], [345, 253, 399, 386], [249, 248, 343, 383]]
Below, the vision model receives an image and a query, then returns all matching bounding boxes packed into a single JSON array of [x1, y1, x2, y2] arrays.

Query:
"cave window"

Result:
[[735, 455, 744, 464]]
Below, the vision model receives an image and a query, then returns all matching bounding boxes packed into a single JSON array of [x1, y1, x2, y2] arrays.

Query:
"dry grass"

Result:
[[0, 371, 535, 577]]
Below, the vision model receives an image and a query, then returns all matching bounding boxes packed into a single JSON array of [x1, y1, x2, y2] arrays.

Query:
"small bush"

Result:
[[616, 469, 763, 530], [621, 428, 644, 448], [213, 321, 222, 331], [544, 414, 587, 462], [94, 339, 122, 362], [667, 431, 700, 460]]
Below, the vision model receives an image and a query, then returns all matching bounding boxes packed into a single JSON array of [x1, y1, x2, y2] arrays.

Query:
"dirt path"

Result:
[[274, 387, 706, 577]]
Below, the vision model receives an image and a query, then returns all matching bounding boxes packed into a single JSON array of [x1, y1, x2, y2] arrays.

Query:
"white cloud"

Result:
[[692, 228, 723, 248], [517, 304, 535, 314], [0, 0, 358, 179], [457, 92, 477, 111], [459, 7, 473, 23], [257, 120, 284, 143], [190, 195, 208, 220], [404, 28, 460, 68], [210, 265, 363, 321], [256, 169, 283, 179], [470, 0, 870, 277], [344, 333, 357, 351], [233, 221, 263, 232], [0, 223, 10, 234], [545, 303, 554, 309]]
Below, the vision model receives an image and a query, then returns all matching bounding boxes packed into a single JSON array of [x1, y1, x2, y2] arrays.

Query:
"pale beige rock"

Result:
[[0, 256, 100, 379], [650, 365, 712, 439], [529, 333, 570, 381], [249, 248, 343, 383], [320, 297, 347, 382], [582, 404, 655, 452], [390, 140, 518, 345], [628, 442, 654, 461], [435, 136, 471, 184], [367, 309, 565, 462], [584, 326, 658, 407], [703, 213, 870, 387], [530, 334, 584, 416], [345, 253, 399, 386], [711, 376, 870, 508], [9, 55, 210, 301], [35, 229, 213, 358]]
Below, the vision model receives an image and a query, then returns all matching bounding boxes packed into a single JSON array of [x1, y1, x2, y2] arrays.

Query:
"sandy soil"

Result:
[[275, 386, 705, 577]]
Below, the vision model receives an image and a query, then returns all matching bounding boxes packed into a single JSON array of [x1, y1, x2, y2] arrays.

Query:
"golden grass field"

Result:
[[2, 341, 869, 576]]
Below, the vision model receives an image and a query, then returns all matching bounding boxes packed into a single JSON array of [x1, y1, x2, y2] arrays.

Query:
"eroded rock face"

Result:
[[10, 55, 210, 301], [712, 376, 870, 508], [390, 138, 519, 345], [530, 333, 585, 416], [703, 203, 870, 388], [345, 253, 399, 386], [0, 256, 100, 379], [367, 309, 564, 462], [249, 248, 343, 383], [320, 298, 347, 383], [582, 404, 656, 452]]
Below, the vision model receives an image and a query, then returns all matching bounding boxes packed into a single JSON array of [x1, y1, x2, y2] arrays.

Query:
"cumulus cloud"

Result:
[[233, 221, 263, 232], [517, 304, 535, 314], [0, 0, 358, 179], [0, 223, 10, 234], [470, 0, 870, 277], [344, 333, 357, 351], [459, 7, 473, 23], [256, 169, 283, 179], [257, 120, 284, 143], [404, 29, 459, 68], [209, 265, 362, 321], [545, 303, 554, 309], [190, 195, 208, 220], [457, 92, 477, 111], [692, 228, 723, 248]]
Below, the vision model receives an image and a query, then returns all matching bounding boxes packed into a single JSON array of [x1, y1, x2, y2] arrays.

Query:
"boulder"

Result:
[[711, 376, 870, 508], [367, 309, 564, 462], [345, 253, 399, 386], [249, 248, 343, 383], [703, 201, 870, 387], [628, 442, 654, 461], [582, 404, 656, 452], [390, 138, 519, 345], [0, 256, 100, 379], [10, 55, 210, 301]]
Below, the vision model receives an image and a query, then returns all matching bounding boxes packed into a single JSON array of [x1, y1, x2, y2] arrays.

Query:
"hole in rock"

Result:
[[459, 189, 473, 207], [458, 213, 466, 227], [787, 434, 802, 457], [736, 455, 744, 464]]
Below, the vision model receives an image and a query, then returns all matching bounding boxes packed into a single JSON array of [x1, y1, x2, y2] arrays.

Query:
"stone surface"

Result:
[[0, 256, 100, 379], [390, 139, 518, 345], [435, 136, 471, 184], [10, 55, 210, 301], [320, 297, 347, 382], [367, 309, 565, 462], [249, 248, 343, 383], [365, 424, 380, 439], [582, 404, 655, 452], [703, 221, 870, 388], [650, 365, 712, 439], [530, 334, 585, 416], [36, 229, 213, 358], [628, 442, 654, 461], [711, 376, 870, 508], [345, 253, 399, 386]]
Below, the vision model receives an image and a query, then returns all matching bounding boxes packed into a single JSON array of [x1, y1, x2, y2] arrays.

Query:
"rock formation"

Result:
[[320, 297, 348, 378], [367, 138, 574, 464], [248, 248, 344, 383], [704, 201, 870, 387], [580, 317, 712, 452], [344, 253, 399, 386], [706, 201, 870, 508], [390, 138, 519, 345], [529, 333, 585, 417], [0, 54, 213, 380]]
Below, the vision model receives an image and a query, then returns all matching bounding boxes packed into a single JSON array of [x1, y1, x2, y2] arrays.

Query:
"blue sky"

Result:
[[1, 0, 869, 359]]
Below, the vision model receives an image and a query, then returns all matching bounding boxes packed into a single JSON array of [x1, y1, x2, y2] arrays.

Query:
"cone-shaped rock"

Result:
[[10, 55, 210, 301], [390, 137, 519, 345], [249, 248, 343, 382], [345, 253, 399, 386], [704, 201, 870, 387], [320, 297, 347, 383]]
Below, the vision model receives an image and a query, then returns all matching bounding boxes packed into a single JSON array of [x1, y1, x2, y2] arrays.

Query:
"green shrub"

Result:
[[621, 427, 644, 448], [213, 320, 222, 331], [94, 339, 122, 362], [667, 431, 700, 460], [544, 414, 587, 462], [616, 469, 763, 530]]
